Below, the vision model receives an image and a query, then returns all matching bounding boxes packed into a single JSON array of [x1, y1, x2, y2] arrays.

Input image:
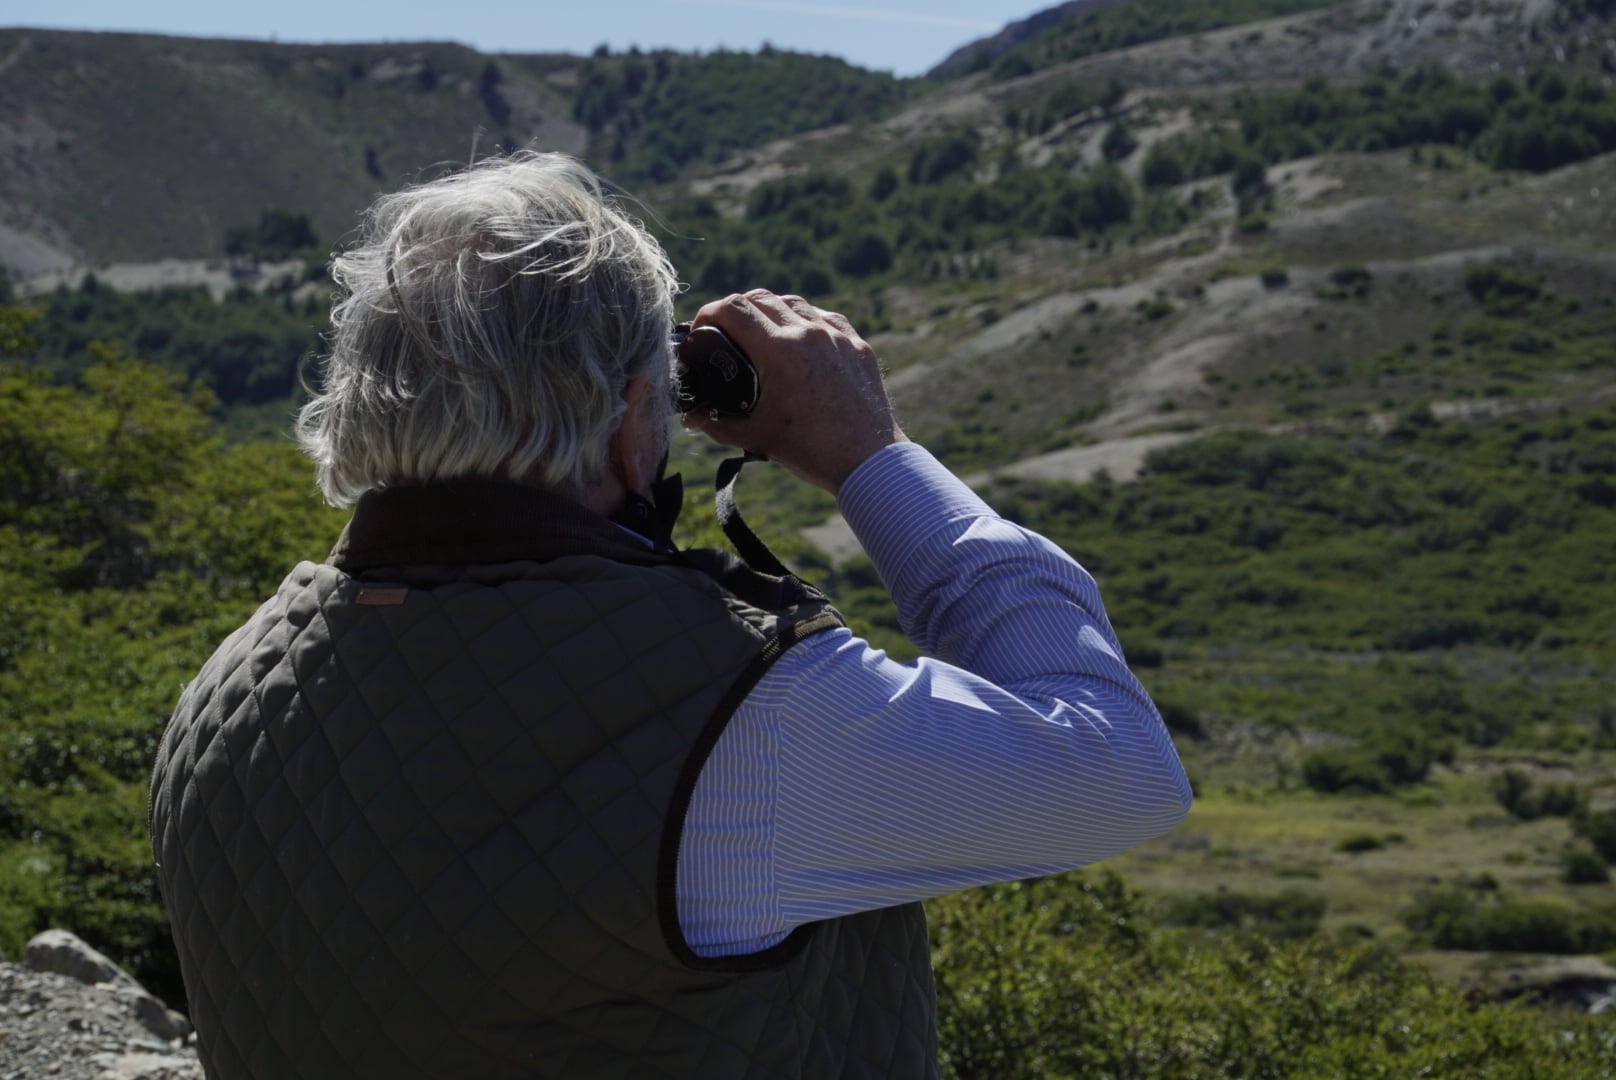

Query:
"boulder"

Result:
[[24, 928, 141, 990], [24, 929, 192, 1040]]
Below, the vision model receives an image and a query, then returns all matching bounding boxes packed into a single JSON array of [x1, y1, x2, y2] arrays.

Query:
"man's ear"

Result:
[[609, 375, 658, 496]]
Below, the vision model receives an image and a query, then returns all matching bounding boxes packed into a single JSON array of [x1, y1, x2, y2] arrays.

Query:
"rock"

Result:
[[21, 930, 191, 1043], [24, 930, 141, 991], [0, 960, 201, 1080], [90, 1050, 203, 1080], [106, 985, 191, 1041]]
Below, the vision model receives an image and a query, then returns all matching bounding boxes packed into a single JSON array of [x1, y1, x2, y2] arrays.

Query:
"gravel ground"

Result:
[[0, 962, 199, 1080]]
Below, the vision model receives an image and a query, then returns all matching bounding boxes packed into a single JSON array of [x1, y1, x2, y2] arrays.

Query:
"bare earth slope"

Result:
[[0, 30, 584, 273], [800, 143, 1616, 561]]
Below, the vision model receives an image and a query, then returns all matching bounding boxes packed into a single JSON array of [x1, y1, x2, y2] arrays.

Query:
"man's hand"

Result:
[[682, 290, 907, 495]]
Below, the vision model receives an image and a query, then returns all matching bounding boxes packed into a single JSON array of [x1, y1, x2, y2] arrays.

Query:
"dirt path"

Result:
[[800, 430, 1194, 564]]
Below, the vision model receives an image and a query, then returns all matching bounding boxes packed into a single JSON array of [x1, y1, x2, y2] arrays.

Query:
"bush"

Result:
[[1302, 747, 1391, 793], [1141, 144, 1187, 188], [1571, 807, 1616, 862], [1101, 121, 1138, 161], [0, 346, 349, 1003], [931, 873, 1616, 1078], [1533, 783, 1586, 819], [1336, 833, 1387, 853], [1492, 767, 1533, 815], [1155, 698, 1204, 739], [833, 231, 894, 277], [1463, 264, 1542, 316], [1322, 264, 1373, 299], [1301, 733, 1443, 794], [223, 210, 318, 261], [1136, 297, 1174, 321], [1403, 886, 1616, 953], [909, 132, 979, 185], [1562, 847, 1611, 886], [1158, 888, 1327, 940], [1489, 771, 1580, 820]]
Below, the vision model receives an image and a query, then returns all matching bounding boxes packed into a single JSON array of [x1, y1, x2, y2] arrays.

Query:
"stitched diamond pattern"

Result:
[[152, 557, 936, 1079]]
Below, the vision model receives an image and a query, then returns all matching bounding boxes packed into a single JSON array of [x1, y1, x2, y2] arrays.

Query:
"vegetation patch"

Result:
[[566, 47, 921, 186], [1144, 67, 1616, 189], [980, 0, 1351, 80]]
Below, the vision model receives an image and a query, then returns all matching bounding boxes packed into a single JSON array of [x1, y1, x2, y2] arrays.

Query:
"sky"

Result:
[[4, 1, 1061, 77]]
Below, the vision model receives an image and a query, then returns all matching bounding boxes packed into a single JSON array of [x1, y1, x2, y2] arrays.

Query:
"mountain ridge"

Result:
[[3, 1, 1604, 279], [926, 0, 1129, 79]]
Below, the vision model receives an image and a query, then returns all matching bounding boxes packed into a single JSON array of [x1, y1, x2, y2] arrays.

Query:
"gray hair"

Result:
[[297, 151, 679, 507]]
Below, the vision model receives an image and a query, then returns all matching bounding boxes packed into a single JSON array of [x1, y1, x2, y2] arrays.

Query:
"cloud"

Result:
[[674, 0, 1000, 32]]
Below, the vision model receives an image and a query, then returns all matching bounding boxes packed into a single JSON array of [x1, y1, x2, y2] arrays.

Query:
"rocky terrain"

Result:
[[0, 932, 197, 1080]]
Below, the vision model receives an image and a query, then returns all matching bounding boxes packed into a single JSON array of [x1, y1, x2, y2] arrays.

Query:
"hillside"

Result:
[[928, 0, 1129, 78], [0, 30, 910, 276], [4, 1, 1616, 1070], [0, 32, 581, 274], [5, 0, 1610, 281]]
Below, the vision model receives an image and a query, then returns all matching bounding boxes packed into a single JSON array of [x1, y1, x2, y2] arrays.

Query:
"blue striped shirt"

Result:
[[677, 442, 1193, 957]]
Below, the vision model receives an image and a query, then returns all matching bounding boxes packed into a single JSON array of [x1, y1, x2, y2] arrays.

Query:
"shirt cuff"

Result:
[[837, 442, 995, 585]]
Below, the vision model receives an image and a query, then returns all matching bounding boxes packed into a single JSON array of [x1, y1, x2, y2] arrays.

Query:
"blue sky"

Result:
[[5, 1, 1059, 76]]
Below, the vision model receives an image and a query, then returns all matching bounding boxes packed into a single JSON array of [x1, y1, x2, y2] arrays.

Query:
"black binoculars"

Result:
[[672, 323, 760, 418]]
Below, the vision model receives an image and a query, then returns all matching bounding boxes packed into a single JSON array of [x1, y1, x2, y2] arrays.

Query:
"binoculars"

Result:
[[672, 322, 760, 418]]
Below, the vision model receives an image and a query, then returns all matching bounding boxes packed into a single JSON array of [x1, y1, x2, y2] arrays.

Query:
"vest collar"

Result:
[[328, 480, 681, 572]]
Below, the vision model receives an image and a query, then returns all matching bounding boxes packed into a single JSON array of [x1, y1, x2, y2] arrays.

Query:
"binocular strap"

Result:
[[714, 453, 795, 579]]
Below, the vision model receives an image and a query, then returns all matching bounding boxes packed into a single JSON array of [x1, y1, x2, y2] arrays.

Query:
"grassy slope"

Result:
[[857, 129, 1616, 465]]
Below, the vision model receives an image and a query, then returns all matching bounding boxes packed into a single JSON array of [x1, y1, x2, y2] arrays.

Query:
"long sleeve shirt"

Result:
[[677, 442, 1193, 958]]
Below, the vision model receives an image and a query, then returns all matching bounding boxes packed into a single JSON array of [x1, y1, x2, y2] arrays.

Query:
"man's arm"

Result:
[[677, 292, 1192, 958]]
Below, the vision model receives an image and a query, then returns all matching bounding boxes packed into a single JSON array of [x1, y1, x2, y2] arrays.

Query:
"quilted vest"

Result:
[[149, 482, 937, 1079]]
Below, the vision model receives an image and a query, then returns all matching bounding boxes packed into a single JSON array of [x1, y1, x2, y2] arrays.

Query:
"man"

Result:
[[149, 151, 1191, 1078]]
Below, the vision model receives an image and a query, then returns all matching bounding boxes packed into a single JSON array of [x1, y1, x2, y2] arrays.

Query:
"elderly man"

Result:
[[149, 152, 1191, 1078]]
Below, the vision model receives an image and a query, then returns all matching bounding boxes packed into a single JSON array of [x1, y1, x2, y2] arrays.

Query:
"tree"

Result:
[[834, 231, 893, 277], [1102, 121, 1138, 161], [223, 210, 319, 261], [909, 132, 979, 184]]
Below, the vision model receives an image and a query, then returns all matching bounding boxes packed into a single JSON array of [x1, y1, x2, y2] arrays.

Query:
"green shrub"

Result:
[[1571, 807, 1616, 862], [931, 874, 1616, 1078], [1322, 264, 1373, 299], [1490, 769, 1582, 821], [1141, 144, 1187, 188], [573, 49, 917, 186], [1302, 747, 1391, 793], [0, 345, 347, 1005], [223, 209, 318, 261], [1155, 64, 1616, 183], [1492, 768, 1533, 815], [1158, 888, 1326, 939], [1155, 698, 1204, 739], [1562, 847, 1611, 886], [1259, 265, 1289, 289], [1301, 733, 1443, 794], [909, 132, 980, 185], [1337, 833, 1387, 853], [1403, 886, 1616, 953], [1101, 121, 1138, 161], [1463, 264, 1543, 316]]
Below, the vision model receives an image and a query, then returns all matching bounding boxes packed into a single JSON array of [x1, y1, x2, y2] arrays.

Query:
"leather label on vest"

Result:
[[355, 587, 410, 606]]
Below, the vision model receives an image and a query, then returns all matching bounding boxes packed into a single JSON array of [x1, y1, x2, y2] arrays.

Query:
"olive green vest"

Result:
[[150, 482, 937, 1078]]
